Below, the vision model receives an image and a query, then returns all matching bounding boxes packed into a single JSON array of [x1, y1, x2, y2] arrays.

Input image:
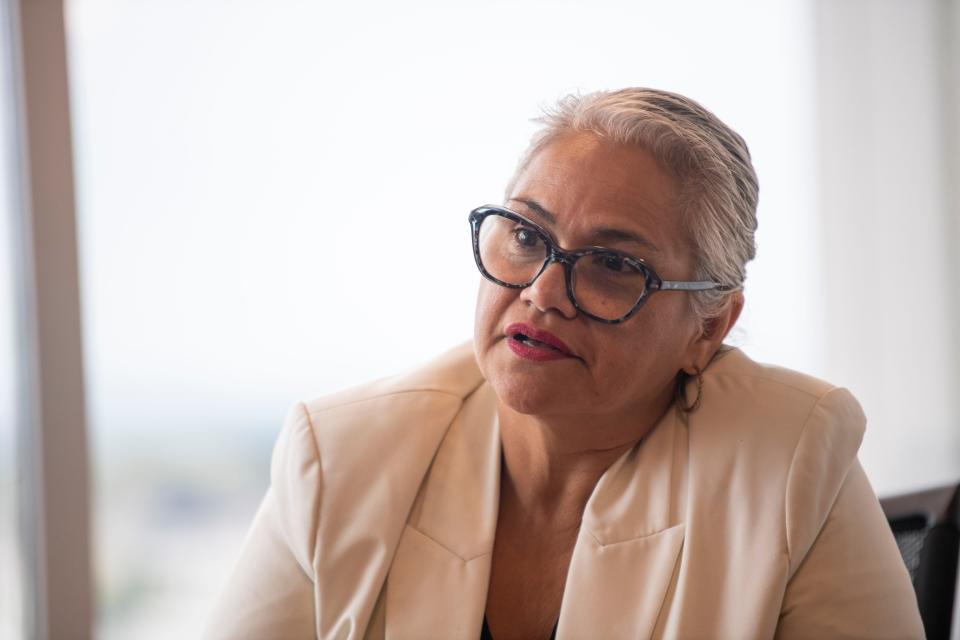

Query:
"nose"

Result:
[[519, 260, 577, 319]]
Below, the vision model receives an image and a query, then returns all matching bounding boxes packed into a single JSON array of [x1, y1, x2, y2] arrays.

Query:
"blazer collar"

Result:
[[384, 382, 501, 639], [557, 406, 688, 639], [384, 387, 688, 640]]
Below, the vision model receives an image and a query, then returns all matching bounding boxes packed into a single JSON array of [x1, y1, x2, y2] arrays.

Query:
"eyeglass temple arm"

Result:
[[660, 280, 729, 291]]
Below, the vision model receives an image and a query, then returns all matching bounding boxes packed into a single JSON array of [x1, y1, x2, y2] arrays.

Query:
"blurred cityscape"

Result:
[[90, 423, 273, 639], [0, 425, 21, 639]]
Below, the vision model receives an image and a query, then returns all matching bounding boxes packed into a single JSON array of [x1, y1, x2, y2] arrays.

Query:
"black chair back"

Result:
[[881, 483, 960, 640]]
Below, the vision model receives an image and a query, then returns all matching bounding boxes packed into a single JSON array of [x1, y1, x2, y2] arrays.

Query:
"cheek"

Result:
[[474, 280, 512, 345], [473, 280, 515, 382], [607, 298, 698, 371]]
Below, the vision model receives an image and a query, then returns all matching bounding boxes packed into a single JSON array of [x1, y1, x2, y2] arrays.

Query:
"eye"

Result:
[[512, 227, 541, 248], [601, 254, 626, 272]]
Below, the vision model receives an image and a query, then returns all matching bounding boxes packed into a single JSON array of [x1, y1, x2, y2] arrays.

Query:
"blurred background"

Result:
[[1, 0, 958, 638]]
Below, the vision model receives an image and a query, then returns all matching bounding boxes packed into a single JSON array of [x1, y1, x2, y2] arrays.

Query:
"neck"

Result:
[[495, 394, 672, 529]]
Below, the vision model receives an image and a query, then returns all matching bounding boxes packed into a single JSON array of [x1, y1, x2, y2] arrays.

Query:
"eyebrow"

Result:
[[507, 197, 661, 255], [509, 197, 556, 224]]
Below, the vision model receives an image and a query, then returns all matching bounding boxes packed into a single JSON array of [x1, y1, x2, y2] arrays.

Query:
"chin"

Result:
[[477, 337, 583, 415], [488, 372, 570, 416]]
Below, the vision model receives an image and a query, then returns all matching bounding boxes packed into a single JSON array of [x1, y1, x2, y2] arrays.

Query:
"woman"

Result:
[[206, 89, 923, 639]]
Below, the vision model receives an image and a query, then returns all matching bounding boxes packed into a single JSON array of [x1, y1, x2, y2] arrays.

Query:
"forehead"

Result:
[[508, 133, 686, 255]]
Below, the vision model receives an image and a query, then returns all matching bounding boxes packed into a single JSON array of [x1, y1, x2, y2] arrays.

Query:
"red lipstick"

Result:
[[504, 322, 576, 361]]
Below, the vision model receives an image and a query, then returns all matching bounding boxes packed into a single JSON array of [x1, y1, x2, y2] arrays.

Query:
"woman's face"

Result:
[[474, 132, 706, 422]]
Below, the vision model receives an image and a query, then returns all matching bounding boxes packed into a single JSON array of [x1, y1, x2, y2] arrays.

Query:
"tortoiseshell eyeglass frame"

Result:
[[469, 205, 729, 324]]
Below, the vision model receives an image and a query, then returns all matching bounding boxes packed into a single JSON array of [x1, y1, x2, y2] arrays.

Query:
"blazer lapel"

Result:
[[385, 383, 501, 640], [557, 408, 688, 640]]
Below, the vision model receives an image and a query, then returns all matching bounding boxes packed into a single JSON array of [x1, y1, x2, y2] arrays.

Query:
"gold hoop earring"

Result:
[[676, 367, 703, 413]]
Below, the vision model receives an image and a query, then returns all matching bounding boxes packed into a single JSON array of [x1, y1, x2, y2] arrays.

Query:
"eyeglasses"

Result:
[[469, 205, 728, 324]]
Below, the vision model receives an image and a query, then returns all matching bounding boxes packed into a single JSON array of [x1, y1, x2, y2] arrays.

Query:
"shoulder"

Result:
[[303, 340, 485, 417], [290, 341, 485, 455], [292, 339, 486, 479], [266, 341, 487, 574], [693, 348, 868, 567], [705, 346, 835, 399], [698, 347, 865, 450], [275, 339, 485, 471]]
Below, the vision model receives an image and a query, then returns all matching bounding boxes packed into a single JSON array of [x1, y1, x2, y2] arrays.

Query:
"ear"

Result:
[[682, 292, 744, 374]]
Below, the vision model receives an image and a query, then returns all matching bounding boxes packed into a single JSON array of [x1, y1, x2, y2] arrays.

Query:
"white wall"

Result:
[[814, 0, 960, 495]]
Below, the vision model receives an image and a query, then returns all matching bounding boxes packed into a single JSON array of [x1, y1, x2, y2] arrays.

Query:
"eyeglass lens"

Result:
[[477, 213, 649, 321]]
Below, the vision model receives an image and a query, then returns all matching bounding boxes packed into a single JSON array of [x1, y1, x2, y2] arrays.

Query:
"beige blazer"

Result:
[[206, 343, 924, 640]]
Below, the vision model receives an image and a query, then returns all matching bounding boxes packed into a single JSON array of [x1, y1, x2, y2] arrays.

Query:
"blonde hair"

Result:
[[507, 88, 759, 324]]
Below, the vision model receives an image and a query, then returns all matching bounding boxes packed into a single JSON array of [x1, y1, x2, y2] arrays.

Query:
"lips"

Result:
[[504, 322, 576, 359]]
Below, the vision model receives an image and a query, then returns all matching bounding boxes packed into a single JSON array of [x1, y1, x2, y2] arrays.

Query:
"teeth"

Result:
[[515, 333, 557, 351]]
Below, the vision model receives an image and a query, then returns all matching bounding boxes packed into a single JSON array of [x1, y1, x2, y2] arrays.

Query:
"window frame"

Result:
[[2, 0, 92, 638]]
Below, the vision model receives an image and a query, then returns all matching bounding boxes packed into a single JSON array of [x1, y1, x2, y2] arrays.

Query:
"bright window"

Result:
[[66, 0, 818, 636]]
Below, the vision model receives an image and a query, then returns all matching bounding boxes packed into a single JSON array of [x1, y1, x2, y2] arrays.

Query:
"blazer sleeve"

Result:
[[775, 389, 924, 639], [203, 402, 321, 640]]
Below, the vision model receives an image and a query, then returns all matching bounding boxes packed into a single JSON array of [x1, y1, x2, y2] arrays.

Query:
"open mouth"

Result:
[[504, 323, 576, 359], [512, 332, 567, 354]]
